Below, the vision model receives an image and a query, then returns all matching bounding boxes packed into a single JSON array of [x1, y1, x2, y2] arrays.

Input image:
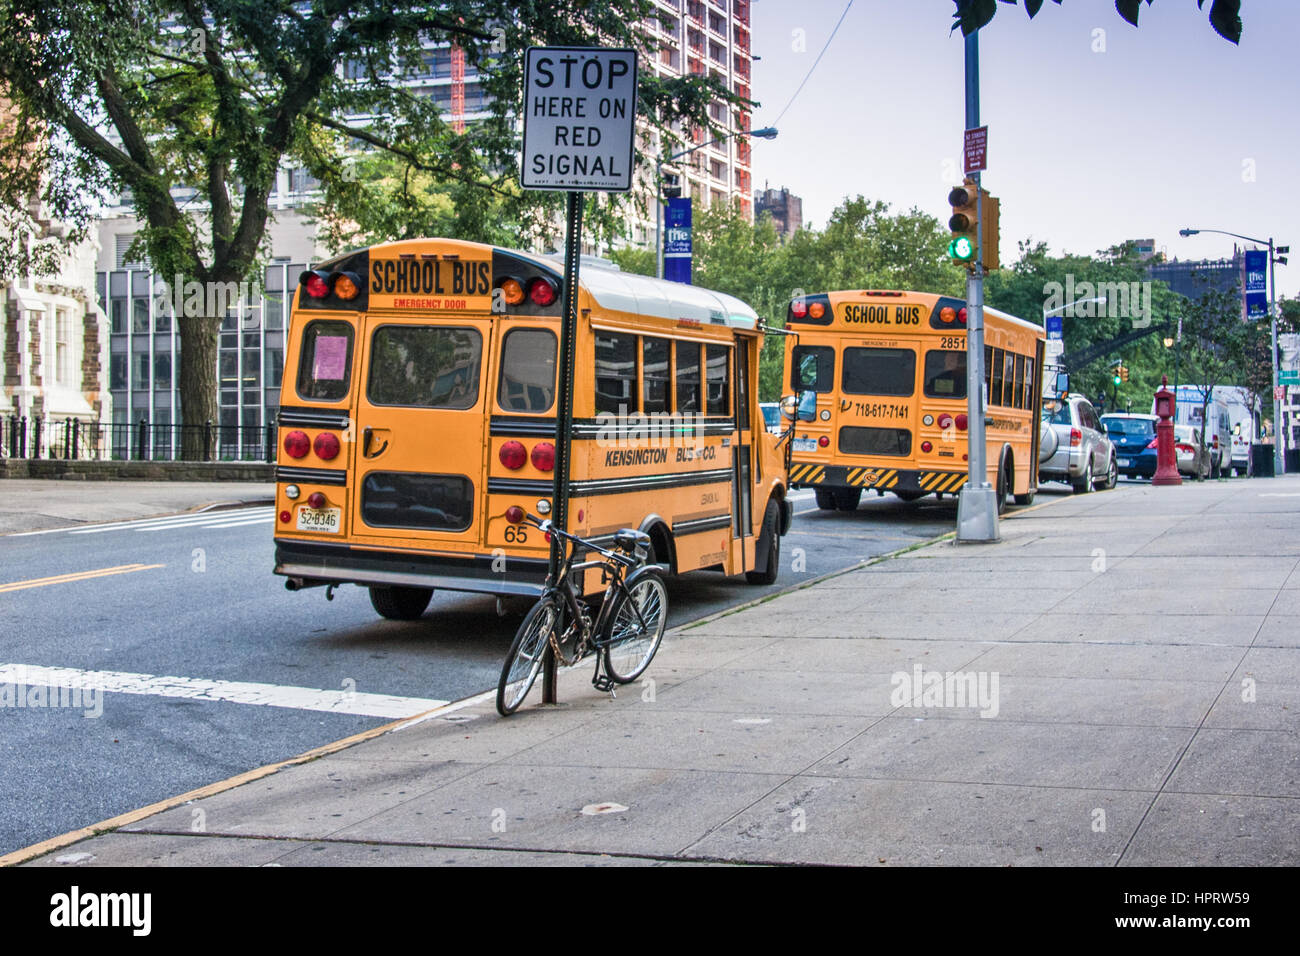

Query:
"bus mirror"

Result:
[[779, 394, 798, 421], [799, 353, 819, 388], [797, 390, 817, 422], [1055, 372, 1069, 393]]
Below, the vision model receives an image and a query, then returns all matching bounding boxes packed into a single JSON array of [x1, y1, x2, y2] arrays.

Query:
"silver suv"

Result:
[[1039, 394, 1117, 493]]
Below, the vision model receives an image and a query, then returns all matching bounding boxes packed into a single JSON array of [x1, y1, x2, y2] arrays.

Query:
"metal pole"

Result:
[[543, 189, 584, 705], [1269, 237, 1284, 475], [655, 158, 664, 280], [955, 27, 999, 543]]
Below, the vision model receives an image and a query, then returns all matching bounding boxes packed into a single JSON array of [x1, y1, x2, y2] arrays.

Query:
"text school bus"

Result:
[[273, 238, 793, 621], [783, 290, 1045, 512]]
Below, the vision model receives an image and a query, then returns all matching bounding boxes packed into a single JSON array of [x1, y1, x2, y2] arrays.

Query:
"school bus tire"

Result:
[[746, 500, 781, 586], [814, 488, 837, 511], [369, 585, 434, 621], [996, 449, 1013, 516], [833, 487, 862, 511], [895, 490, 926, 503]]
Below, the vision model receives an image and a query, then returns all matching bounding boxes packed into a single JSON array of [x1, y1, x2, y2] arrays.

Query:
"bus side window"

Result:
[[1013, 354, 1026, 410], [705, 344, 730, 416], [642, 337, 671, 414], [990, 347, 1005, 407], [676, 341, 701, 413], [595, 333, 637, 414]]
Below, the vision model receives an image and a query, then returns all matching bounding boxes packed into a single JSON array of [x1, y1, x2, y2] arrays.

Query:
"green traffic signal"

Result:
[[1113, 374, 1122, 386], [949, 236, 976, 261]]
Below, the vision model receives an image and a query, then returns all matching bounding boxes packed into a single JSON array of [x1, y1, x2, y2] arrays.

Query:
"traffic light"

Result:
[[981, 193, 1000, 271], [947, 178, 979, 266], [1119, 365, 1129, 383], [1113, 372, 1122, 386]]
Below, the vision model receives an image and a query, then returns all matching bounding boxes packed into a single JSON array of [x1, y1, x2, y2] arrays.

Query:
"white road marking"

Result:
[[1258, 493, 1300, 498], [35, 507, 275, 536], [0, 663, 445, 719]]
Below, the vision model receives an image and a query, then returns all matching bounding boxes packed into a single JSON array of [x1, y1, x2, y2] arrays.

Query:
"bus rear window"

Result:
[[498, 328, 556, 413], [368, 326, 481, 409], [924, 350, 966, 399], [296, 320, 354, 402], [842, 347, 915, 397]]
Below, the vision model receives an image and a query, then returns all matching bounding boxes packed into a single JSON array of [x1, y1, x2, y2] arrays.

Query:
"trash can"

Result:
[[1251, 444, 1275, 478], [1287, 448, 1300, 474]]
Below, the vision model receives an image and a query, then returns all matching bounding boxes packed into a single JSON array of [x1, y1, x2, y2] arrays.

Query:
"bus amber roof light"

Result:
[[940, 307, 956, 324], [527, 278, 558, 307], [808, 301, 826, 320], [332, 272, 361, 301], [499, 277, 525, 306]]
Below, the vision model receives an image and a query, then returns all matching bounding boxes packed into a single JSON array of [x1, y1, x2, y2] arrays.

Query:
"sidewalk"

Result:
[[0, 479, 274, 535], [13, 475, 1300, 866]]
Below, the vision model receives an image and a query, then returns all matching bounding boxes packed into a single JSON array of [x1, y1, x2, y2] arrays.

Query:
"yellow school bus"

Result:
[[273, 238, 791, 620], [782, 290, 1045, 511]]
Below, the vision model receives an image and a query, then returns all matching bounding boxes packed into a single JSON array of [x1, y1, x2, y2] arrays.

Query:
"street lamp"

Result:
[[654, 126, 778, 279], [1178, 227, 1288, 476]]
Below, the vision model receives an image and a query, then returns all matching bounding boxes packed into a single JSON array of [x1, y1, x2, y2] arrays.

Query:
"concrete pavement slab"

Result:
[[974, 641, 1248, 680], [1253, 616, 1300, 647], [23, 832, 299, 867], [1165, 729, 1300, 797], [326, 764, 785, 859], [653, 666, 903, 718], [1203, 682, 1299, 732], [806, 716, 1193, 791], [1121, 792, 1300, 866], [270, 841, 680, 866], [1231, 646, 1300, 683], [735, 637, 992, 674], [1025, 612, 1263, 645], [682, 776, 1151, 867]]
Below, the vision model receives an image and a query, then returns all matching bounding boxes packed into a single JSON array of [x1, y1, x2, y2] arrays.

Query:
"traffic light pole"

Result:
[[956, 27, 1000, 543]]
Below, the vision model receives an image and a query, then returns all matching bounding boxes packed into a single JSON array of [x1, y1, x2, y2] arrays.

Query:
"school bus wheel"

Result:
[[745, 500, 781, 586], [369, 585, 434, 621], [814, 488, 836, 511]]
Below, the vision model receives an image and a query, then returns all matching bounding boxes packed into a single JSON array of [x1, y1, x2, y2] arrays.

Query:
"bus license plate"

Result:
[[792, 437, 818, 453], [296, 507, 341, 533], [1118, 458, 1131, 467]]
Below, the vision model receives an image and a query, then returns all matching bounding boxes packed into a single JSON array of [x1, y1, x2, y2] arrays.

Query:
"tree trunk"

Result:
[[178, 314, 221, 461]]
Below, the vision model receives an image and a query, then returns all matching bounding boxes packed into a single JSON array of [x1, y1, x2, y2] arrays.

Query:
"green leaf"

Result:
[[952, 0, 1000, 36], [1114, 0, 1142, 28], [1024, 0, 1044, 17], [1207, 0, 1243, 43]]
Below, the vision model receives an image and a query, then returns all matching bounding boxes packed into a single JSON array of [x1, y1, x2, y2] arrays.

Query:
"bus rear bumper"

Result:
[[274, 539, 549, 597], [789, 463, 968, 496]]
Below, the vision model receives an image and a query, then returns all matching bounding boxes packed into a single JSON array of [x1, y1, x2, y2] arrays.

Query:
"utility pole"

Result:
[[955, 28, 999, 543]]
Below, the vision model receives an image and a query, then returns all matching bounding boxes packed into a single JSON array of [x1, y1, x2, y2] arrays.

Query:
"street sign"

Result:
[[1280, 370, 1300, 385], [963, 126, 988, 173], [521, 47, 638, 192], [1275, 385, 1287, 401], [1044, 339, 1064, 359], [663, 197, 692, 285]]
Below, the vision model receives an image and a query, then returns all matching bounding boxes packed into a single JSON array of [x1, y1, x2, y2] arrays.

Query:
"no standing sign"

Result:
[[521, 47, 638, 192]]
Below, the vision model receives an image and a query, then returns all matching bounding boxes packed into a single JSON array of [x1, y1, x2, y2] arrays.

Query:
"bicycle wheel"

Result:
[[496, 596, 558, 716], [602, 568, 668, 684]]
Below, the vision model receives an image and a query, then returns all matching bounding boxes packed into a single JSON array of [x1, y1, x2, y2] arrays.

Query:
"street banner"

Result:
[[521, 47, 637, 192], [663, 197, 692, 285], [1045, 314, 1063, 339], [1244, 249, 1268, 320]]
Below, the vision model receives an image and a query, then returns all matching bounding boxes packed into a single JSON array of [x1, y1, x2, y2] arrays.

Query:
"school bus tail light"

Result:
[[790, 299, 808, 319], [302, 271, 332, 299], [499, 440, 527, 470], [955, 414, 968, 430], [531, 441, 555, 472], [818, 436, 829, 447], [921, 441, 933, 453], [528, 277, 558, 307], [505, 506, 525, 524], [938, 413, 954, 430], [307, 492, 327, 509], [332, 272, 361, 301], [498, 277, 526, 306], [958, 308, 968, 324], [313, 432, 341, 461], [284, 430, 311, 458]]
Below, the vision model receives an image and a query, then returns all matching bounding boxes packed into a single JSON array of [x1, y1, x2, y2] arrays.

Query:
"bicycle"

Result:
[[496, 514, 669, 716]]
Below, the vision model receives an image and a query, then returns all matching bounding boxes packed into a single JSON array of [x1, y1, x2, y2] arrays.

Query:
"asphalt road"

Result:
[[0, 486, 982, 856]]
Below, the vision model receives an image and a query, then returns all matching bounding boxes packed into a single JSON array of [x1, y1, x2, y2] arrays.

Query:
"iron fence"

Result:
[[1, 415, 276, 463]]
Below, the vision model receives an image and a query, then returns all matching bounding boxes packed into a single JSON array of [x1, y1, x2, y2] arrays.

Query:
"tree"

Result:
[[950, 0, 1242, 43], [0, 0, 740, 453], [1179, 283, 1250, 456]]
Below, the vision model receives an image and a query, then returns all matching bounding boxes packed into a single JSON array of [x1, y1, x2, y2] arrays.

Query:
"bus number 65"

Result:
[[504, 524, 528, 543]]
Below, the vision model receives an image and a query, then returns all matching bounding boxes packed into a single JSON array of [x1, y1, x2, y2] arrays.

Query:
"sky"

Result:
[[748, 0, 1299, 298]]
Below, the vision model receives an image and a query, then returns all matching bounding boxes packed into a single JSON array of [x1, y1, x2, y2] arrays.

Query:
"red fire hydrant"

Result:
[[1152, 375, 1182, 486]]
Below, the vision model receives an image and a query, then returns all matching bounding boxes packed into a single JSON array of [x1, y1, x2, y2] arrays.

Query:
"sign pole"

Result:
[[956, 27, 1000, 543], [542, 189, 584, 704]]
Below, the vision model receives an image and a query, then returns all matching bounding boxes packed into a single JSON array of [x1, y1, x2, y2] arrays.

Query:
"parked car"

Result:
[[759, 402, 782, 436], [1039, 393, 1116, 493], [1174, 424, 1212, 480], [1101, 413, 1159, 480]]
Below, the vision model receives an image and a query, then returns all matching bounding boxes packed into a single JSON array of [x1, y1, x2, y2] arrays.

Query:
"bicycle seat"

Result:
[[613, 529, 651, 554]]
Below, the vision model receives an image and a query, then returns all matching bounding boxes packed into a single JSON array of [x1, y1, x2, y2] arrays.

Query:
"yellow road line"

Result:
[[0, 564, 165, 593]]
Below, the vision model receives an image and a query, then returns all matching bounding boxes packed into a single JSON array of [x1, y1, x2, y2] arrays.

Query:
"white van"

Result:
[[1156, 387, 1233, 478]]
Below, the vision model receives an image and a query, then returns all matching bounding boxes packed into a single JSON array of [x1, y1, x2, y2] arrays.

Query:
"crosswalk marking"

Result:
[[0, 663, 447, 720], [10, 507, 275, 537]]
